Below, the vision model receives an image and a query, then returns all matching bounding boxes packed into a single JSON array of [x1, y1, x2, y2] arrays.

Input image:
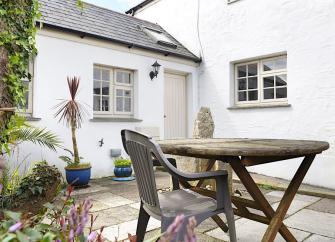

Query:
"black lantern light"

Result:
[[149, 61, 161, 80]]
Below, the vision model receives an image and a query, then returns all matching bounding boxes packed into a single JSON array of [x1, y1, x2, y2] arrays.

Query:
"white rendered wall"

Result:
[[137, 0, 335, 189], [22, 28, 198, 178]]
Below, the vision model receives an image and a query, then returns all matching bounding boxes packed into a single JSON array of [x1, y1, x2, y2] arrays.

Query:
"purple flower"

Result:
[[166, 214, 184, 235], [184, 217, 197, 242], [159, 215, 185, 242], [0, 183, 2, 193], [88, 231, 98, 241], [68, 228, 74, 241], [8, 222, 22, 232]]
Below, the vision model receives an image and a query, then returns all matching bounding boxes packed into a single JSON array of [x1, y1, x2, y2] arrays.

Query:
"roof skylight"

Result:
[[144, 27, 177, 48]]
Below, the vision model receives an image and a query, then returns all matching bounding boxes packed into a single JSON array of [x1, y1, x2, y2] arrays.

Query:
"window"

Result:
[[19, 59, 34, 114], [235, 55, 287, 105], [93, 65, 134, 117], [143, 27, 177, 48]]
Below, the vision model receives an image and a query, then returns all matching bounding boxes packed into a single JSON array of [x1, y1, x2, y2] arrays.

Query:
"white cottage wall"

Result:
[[136, 0, 335, 188], [22, 28, 198, 178]]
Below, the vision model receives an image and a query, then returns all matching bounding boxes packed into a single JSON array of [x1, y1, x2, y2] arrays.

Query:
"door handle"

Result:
[[164, 115, 167, 118]]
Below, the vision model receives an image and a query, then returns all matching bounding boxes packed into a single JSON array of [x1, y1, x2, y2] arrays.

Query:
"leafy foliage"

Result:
[[0, 0, 40, 152], [0, 161, 61, 211], [13, 126, 61, 151], [0, 186, 105, 242], [114, 158, 132, 167], [1, 114, 62, 155], [0, 159, 30, 197], [59, 148, 90, 168]]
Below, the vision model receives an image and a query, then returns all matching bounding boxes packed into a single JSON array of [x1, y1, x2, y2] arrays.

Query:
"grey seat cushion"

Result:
[[159, 189, 217, 217]]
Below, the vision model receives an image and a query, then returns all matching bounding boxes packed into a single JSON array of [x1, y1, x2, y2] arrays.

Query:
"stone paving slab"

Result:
[[89, 192, 134, 207], [72, 184, 110, 195], [307, 198, 335, 214], [206, 218, 310, 242], [88, 211, 122, 230], [284, 209, 335, 238], [272, 200, 313, 216], [304, 234, 335, 241], [80, 172, 335, 241], [266, 191, 321, 204], [102, 218, 161, 241], [129, 202, 141, 210], [233, 172, 335, 199], [90, 199, 111, 212]]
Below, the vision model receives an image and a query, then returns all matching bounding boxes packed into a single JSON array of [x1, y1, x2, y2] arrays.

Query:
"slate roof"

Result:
[[38, 0, 200, 62]]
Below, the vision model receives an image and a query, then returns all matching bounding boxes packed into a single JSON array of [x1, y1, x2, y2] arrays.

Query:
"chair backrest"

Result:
[[121, 129, 161, 215]]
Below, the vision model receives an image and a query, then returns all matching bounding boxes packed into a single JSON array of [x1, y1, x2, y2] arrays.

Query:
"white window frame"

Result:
[[19, 59, 34, 115], [93, 65, 134, 118], [234, 55, 287, 106]]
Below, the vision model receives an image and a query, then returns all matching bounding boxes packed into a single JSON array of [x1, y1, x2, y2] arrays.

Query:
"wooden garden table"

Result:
[[158, 138, 329, 242]]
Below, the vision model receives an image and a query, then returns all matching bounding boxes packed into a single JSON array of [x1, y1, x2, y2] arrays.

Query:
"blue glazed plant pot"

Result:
[[65, 166, 91, 187], [114, 166, 132, 177]]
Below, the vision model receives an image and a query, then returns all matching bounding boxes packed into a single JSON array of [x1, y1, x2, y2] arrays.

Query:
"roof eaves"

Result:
[[125, 0, 155, 16], [38, 22, 201, 63]]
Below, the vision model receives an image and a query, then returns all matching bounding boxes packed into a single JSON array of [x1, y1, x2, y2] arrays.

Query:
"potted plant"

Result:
[[55, 77, 90, 187], [113, 157, 134, 181]]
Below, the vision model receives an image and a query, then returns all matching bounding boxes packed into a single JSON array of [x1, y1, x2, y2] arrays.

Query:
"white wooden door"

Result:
[[164, 73, 187, 139]]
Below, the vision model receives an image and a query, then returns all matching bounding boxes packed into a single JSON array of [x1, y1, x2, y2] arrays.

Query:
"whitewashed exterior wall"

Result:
[[136, 0, 335, 188], [22, 28, 198, 178]]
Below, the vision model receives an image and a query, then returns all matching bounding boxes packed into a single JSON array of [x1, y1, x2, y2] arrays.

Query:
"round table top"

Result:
[[158, 138, 329, 159]]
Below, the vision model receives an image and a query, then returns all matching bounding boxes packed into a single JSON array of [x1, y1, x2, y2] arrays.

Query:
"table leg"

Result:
[[230, 157, 297, 242], [196, 159, 216, 187], [262, 155, 316, 242]]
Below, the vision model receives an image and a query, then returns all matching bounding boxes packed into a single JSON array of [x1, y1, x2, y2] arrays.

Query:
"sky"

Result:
[[84, 0, 143, 13]]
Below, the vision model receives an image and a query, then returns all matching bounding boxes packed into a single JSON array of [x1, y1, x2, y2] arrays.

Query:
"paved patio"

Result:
[[72, 171, 335, 241]]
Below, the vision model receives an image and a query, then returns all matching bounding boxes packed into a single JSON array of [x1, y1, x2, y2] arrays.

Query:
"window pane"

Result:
[[263, 60, 275, 71], [248, 90, 258, 101], [248, 64, 257, 76], [101, 96, 109, 111], [116, 72, 131, 84], [94, 68, 101, 80], [238, 65, 247, 78], [93, 96, 101, 111], [275, 57, 287, 70], [101, 69, 110, 81], [276, 74, 287, 86], [276, 87, 287, 99], [248, 77, 258, 89], [101, 81, 109, 95], [263, 76, 274, 87], [264, 88, 274, 99], [124, 98, 131, 112], [238, 91, 247, 101], [124, 90, 131, 97], [116, 89, 123, 96], [238, 78, 247, 90], [93, 81, 100, 94], [116, 97, 123, 111]]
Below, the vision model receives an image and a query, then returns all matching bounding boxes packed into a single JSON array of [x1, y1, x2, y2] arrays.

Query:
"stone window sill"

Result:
[[227, 0, 241, 4], [21, 114, 41, 121], [90, 117, 143, 122], [227, 103, 291, 110]]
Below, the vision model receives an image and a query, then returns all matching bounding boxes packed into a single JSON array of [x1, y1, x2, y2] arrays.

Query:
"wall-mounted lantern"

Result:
[[149, 61, 161, 80]]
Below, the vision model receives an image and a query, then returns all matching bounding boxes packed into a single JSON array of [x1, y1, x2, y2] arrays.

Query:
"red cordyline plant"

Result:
[[54, 77, 88, 167]]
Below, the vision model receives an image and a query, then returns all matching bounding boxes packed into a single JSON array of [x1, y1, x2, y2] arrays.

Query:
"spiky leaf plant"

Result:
[[54, 77, 88, 167]]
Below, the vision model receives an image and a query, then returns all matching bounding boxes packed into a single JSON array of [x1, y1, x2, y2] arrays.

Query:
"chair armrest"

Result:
[[176, 170, 228, 182]]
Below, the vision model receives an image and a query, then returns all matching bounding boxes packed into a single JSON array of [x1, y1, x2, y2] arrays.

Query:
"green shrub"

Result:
[[114, 158, 131, 167], [0, 161, 62, 214]]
